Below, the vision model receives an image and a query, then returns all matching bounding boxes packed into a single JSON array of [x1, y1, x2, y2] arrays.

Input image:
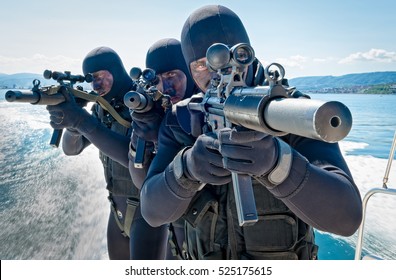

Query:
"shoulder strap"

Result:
[[107, 195, 139, 238]]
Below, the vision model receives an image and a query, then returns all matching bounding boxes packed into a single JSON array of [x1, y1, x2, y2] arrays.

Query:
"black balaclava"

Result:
[[82, 46, 134, 102], [181, 5, 250, 70], [145, 38, 196, 99]]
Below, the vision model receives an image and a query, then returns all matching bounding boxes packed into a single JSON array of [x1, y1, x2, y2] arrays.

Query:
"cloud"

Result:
[[313, 56, 336, 63], [339, 49, 396, 64], [273, 55, 308, 69], [0, 54, 82, 74]]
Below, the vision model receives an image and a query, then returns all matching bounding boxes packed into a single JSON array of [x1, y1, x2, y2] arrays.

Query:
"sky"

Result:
[[0, 0, 395, 79]]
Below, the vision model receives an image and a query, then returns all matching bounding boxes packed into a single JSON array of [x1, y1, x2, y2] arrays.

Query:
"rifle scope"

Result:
[[43, 70, 93, 84], [141, 68, 159, 85], [130, 67, 143, 81], [206, 43, 255, 71]]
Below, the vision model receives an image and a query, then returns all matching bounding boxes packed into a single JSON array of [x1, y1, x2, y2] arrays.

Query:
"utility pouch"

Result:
[[184, 190, 218, 227], [183, 189, 221, 260], [243, 214, 298, 252], [110, 161, 139, 197]]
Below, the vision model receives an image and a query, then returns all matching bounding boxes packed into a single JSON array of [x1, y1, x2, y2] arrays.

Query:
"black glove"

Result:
[[46, 86, 95, 134], [183, 132, 231, 185], [130, 110, 163, 149], [217, 127, 278, 177]]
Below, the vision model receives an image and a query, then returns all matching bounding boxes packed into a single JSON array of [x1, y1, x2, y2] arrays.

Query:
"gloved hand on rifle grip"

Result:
[[46, 86, 96, 134], [183, 132, 231, 185], [130, 110, 163, 148], [217, 127, 279, 177]]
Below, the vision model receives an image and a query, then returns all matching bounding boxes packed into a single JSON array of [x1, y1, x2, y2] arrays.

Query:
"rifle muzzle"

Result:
[[5, 90, 65, 105], [123, 91, 153, 113]]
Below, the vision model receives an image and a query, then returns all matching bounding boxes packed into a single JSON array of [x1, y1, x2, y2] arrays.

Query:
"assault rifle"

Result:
[[124, 67, 171, 168], [5, 70, 131, 147], [186, 43, 353, 226]]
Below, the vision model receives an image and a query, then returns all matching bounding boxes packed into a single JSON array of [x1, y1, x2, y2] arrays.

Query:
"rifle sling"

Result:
[[71, 88, 131, 128]]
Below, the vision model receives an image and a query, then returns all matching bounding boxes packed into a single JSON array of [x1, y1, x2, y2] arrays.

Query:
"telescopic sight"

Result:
[[142, 68, 156, 83], [230, 43, 255, 66], [206, 43, 231, 71]]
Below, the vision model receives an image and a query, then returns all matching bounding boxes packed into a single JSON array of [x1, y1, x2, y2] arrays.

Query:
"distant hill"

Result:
[[289, 71, 396, 91], [1, 71, 395, 94]]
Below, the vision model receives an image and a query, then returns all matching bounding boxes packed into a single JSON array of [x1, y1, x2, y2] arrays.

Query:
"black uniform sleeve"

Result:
[[262, 136, 363, 236], [61, 129, 91, 155], [140, 114, 197, 227], [61, 106, 130, 167], [79, 121, 130, 167]]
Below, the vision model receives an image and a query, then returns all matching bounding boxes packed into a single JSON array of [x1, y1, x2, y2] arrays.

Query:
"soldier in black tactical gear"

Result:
[[129, 38, 198, 259], [139, 5, 363, 260], [46, 46, 168, 259]]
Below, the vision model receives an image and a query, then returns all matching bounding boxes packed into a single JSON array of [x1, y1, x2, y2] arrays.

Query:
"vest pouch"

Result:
[[184, 190, 221, 260], [110, 160, 139, 197], [184, 190, 218, 227], [109, 182, 139, 197], [251, 180, 290, 215], [95, 104, 136, 197], [243, 214, 298, 252]]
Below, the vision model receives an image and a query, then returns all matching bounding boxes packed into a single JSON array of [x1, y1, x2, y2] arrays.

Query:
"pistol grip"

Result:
[[50, 129, 63, 148], [134, 137, 146, 168], [232, 173, 258, 226]]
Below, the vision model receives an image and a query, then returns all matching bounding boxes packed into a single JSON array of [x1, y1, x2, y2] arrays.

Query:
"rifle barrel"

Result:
[[264, 98, 352, 143], [222, 93, 352, 143], [5, 90, 65, 105], [5, 90, 40, 104]]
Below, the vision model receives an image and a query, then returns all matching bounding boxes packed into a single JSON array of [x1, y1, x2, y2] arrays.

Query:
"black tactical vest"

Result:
[[92, 103, 139, 198], [183, 181, 318, 260]]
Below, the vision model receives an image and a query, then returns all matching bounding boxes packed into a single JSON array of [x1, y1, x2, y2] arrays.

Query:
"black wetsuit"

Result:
[[140, 92, 362, 259], [139, 5, 362, 260], [128, 38, 197, 259], [61, 46, 168, 259]]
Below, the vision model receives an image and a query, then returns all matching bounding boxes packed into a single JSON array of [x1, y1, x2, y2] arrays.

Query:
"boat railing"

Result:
[[354, 130, 396, 260]]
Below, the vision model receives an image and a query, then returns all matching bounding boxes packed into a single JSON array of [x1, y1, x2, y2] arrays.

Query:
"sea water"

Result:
[[0, 89, 109, 259], [311, 93, 396, 260], [0, 90, 395, 260]]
